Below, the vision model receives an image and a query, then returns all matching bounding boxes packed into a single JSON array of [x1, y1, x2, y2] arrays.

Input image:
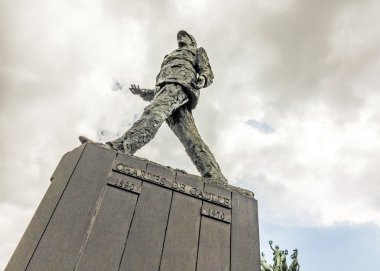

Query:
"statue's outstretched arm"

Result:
[[129, 84, 155, 101], [269, 240, 275, 251]]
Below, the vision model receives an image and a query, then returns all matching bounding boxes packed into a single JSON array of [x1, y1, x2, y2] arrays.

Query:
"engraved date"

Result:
[[201, 207, 230, 223], [115, 179, 135, 191], [108, 178, 141, 194]]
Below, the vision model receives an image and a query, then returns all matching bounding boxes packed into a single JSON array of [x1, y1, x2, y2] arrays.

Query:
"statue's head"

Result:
[[177, 30, 197, 48], [275, 245, 279, 250]]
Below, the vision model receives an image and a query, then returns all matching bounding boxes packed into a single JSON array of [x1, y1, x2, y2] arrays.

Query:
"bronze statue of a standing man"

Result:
[[80, 30, 228, 185]]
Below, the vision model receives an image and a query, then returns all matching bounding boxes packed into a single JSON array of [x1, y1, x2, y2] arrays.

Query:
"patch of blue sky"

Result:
[[233, 178, 379, 270], [246, 119, 275, 134], [259, 222, 380, 271]]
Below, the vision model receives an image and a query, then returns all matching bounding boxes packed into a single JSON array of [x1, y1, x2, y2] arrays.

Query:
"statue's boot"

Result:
[[105, 140, 125, 153], [79, 136, 93, 144], [78, 136, 121, 152]]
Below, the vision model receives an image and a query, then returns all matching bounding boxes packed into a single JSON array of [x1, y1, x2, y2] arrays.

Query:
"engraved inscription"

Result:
[[171, 180, 186, 192], [113, 163, 231, 208], [107, 178, 141, 194], [115, 163, 167, 187], [116, 179, 135, 191], [201, 207, 231, 223], [190, 187, 230, 206]]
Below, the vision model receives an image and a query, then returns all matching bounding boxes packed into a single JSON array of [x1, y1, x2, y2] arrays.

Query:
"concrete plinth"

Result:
[[6, 143, 260, 271]]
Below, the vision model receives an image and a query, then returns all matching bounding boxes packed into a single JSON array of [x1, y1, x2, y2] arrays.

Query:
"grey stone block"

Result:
[[6, 143, 260, 271]]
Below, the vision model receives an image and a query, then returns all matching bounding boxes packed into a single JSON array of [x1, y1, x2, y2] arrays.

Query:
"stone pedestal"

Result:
[[6, 143, 260, 271]]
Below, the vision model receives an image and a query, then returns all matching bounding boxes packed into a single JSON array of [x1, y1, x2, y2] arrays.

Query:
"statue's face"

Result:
[[177, 34, 192, 47], [275, 246, 279, 250]]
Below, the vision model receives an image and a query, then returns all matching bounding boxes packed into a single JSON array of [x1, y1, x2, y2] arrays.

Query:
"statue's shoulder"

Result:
[[196, 47, 211, 65], [196, 47, 207, 55]]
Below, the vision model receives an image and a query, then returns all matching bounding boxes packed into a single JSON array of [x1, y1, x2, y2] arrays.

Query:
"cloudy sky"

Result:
[[1, 0, 379, 270]]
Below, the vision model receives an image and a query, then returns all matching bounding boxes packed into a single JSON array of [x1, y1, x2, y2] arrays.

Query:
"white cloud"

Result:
[[1, 0, 380, 268]]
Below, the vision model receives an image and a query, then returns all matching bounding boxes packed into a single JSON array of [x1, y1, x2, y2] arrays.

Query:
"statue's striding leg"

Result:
[[166, 106, 228, 185], [110, 84, 188, 155]]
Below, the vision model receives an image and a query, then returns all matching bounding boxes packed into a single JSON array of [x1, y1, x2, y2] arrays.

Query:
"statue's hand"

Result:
[[192, 76, 206, 89], [269, 240, 273, 244], [129, 84, 143, 95]]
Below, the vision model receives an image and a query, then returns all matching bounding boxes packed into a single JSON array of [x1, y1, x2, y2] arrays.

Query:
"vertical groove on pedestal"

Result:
[[158, 184, 175, 271], [116, 191, 140, 271], [73, 184, 107, 270], [116, 153, 147, 271], [25, 144, 116, 271], [118, 182, 173, 271], [19, 144, 87, 271], [194, 200, 204, 271]]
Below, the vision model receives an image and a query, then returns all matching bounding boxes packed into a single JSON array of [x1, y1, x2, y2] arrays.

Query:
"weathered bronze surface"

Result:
[[80, 30, 228, 185], [261, 241, 300, 271]]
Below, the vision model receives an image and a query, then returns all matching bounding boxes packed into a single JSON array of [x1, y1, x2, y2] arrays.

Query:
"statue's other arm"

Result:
[[269, 240, 275, 252], [194, 47, 214, 89], [129, 84, 155, 101]]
